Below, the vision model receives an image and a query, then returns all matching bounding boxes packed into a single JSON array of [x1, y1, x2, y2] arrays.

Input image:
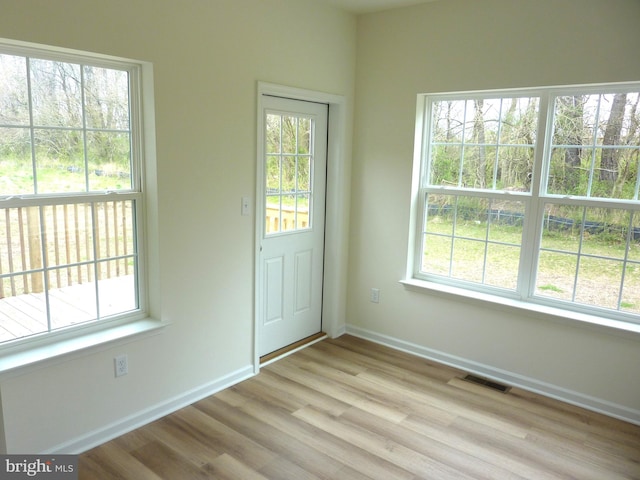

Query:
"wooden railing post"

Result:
[[26, 206, 43, 293]]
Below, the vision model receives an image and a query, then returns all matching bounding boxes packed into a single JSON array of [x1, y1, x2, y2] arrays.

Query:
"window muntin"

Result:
[[415, 85, 640, 324], [0, 46, 143, 346]]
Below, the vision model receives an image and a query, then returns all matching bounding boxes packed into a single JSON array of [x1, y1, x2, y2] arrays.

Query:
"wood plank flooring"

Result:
[[79, 335, 640, 479]]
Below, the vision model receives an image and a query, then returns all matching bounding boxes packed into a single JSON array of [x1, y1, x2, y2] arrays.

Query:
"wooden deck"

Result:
[[0, 275, 135, 343]]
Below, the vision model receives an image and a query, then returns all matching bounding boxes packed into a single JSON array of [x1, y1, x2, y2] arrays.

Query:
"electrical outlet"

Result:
[[370, 288, 380, 303], [114, 354, 128, 377]]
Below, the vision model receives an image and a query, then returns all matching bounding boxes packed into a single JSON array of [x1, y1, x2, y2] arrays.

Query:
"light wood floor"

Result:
[[79, 335, 640, 479]]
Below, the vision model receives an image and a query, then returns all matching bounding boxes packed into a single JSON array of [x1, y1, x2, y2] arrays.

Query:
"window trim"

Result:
[[0, 37, 165, 372], [406, 82, 640, 333]]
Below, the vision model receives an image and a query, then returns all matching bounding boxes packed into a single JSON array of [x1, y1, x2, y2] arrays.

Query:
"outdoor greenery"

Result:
[[429, 94, 640, 199], [0, 53, 132, 195], [423, 204, 640, 314], [265, 113, 312, 218]]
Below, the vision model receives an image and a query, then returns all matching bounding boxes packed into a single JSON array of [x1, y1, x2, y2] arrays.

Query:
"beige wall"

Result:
[[1, 0, 639, 454], [0, 0, 356, 452], [349, 0, 640, 419]]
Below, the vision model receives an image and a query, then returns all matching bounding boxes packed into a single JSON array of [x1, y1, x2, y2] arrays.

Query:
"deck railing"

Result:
[[0, 200, 134, 299], [265, 204, 309, 234], [2, 202, 309, 299]]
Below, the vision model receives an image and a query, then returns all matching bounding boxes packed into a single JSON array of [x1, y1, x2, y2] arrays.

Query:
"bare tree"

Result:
[[473, 99, 486, 188], [600, 93, 626, 181]]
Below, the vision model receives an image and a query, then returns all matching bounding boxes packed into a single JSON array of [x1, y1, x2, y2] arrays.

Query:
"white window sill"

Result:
[[400, 278, 640, 339], [0, 318, 169, 379]]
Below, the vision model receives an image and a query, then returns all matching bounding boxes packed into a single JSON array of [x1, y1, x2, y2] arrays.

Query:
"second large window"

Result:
[[414, 85, 640, 323]]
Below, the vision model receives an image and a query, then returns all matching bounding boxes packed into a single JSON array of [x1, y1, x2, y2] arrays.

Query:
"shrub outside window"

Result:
[[412, 84, 640, 324], [0, 44, 147, 347]]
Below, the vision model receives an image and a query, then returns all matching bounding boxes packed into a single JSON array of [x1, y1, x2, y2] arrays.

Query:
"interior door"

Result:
[[258, 95, 328, 356]]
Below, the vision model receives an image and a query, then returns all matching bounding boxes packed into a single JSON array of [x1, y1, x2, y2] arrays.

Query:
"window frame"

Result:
[[406, 83, 640, 330], [0, 37, 162, 360]]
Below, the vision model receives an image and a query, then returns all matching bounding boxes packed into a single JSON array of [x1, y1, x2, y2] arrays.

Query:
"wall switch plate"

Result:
[[370, 288, 380, 303], [241, 196, 250, 216]]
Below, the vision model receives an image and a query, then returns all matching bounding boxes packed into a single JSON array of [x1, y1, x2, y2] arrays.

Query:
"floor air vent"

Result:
[[462, 374, 511, 393]]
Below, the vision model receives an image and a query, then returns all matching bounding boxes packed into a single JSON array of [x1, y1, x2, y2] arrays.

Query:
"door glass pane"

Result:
[[264, 112, 314, 235]]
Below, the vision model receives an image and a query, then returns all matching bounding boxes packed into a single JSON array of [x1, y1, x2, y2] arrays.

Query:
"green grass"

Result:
[[0, 157, 131, 194], [539, 284, 563, 293], [423, 216, 640, 313]]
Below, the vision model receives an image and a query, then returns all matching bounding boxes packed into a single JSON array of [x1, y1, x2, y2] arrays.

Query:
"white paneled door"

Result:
[[258, 96, 328, 356]]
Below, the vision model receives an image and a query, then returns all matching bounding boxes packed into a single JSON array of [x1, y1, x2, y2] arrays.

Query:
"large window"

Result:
[[411, 84, 640, 325], [0, 42, 148, 347]]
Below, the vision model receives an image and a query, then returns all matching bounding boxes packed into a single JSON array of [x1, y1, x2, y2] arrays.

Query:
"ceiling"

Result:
[[322, 0, 439, 14]]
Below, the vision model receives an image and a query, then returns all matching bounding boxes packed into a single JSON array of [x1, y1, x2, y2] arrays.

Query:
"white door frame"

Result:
[[254, 82, 350, 372]]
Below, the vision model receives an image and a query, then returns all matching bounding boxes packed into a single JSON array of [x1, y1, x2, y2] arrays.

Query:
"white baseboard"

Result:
[[47, 365, 255, 454], [345, 325, 640, 426]]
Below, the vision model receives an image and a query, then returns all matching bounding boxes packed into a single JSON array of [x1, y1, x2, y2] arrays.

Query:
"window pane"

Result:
[[422, 234, 451, 276], [97, 259, 137, 317], [536, 251, 577, 301], [1, 206, 44, 274], [296, 194, 310, 229], [432, 99, 466, 143], [547, 147, 592, 196], [264, 111, 314, 236], [266, 114, 281, 154], [84, 66, 130, 130], [541, 205, 581, 253], [0, 127, 33, 195], [628, 213, 640, 263], [575, 257, 622, 310], [0, 54, 29, 125], [499, 97, 539, 146], [421, 194, 522, 290], [621, 263, 640, 314], [265, 195, 280, 234], [424, 194, 455, 236], [0, 273, 48, 339], [297, 156, 311, 192], [451, 238, 484, 283], [496, 146, 534, 191], [454, 197, 489, 240], [94, 200, 135, 261], [298, 118, 311, 155], [43, 203, 94, 270], [281, 194, 296, 232], [422, 194, 454, 275], [538, 203, 636, 312], [282, 116, 297, 154], [485, 244, 520, 290], [429, 144, 461, 186], [87, 131, 132, 191], [461, 145, 496, 189], [487, 201, 525, 243], [428, 96, 538, 191], [49, 270, 97, 328], [580, 207, 628, 258], [34, 128, 85, 193], [266, 156, 280, 193], [550, 93, 640, 200], [282, 156, 296, 193], [30, 59, 83, 128]]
